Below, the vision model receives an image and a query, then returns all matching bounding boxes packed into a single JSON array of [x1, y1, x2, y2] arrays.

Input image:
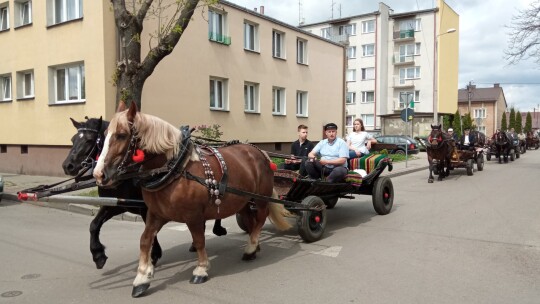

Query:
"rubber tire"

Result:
[[235, 213, 248, 233], [323, 196, 338, 209], [510, 150, 515, 161], [298, 196, 327, 243], [476, 154, 484, 171], [486, 153, 491, 161], [466, 159, 474, 176], [372, 176, 394, 215], [394, 149, 405, 155], [516, 149, 520, 159]]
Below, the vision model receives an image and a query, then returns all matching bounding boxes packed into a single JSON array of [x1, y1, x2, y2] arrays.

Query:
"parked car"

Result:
[[374, 135, 419, 155], [414, 136, 428, 152]]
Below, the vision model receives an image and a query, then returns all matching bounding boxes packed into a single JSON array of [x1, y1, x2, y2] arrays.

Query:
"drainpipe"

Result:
[[374, 13, 378, 130]]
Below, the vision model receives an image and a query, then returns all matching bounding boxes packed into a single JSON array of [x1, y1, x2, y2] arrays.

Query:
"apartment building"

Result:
[[0, 0, 344, 175], [457, 84, 507, 136], [300, 0, 459, 137]]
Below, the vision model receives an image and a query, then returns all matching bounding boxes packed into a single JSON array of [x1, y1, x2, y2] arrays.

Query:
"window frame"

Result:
[[51, 63, 85, 104], [272, 30, 285, 59], [208, 9, 229, 44], [346, 69, 356, 82], [399, 66, 421, 80], [474, 108, 486, 119], [346, 92, 356, 104], [399, 18, 421, 31], [361, 114, 375, 127], [347, 46, 356, 59], [297, 38, 308, 64], [362, 43, 375, 57], [339, 23, 356, 36], [48, 0, 83, 26], [209, 76, 228, 111], [244, 20, 259, 52], [272, 86, 286, 115], [361, 67, 375, 80], [244, 81, 259, 113], [361, 91, 375, 103], [346, 115, 355, 127], [0, 5, 9, 31], [321, 27, 331, 39], [399, 90, 420, 108], [15, 0, 32, 27], [296, 90, 308, 117], [1, 74, 12, 101], [361, 19, 375, 33], [18, 70, 34, 99]]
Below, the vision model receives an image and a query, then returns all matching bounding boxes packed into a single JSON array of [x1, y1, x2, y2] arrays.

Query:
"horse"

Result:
[[93, 102, 292, 297], [492, 130, 512, 163], [425, 124, 454, 183], [62, 116, 226, 269], [470, 130, 486, 147]]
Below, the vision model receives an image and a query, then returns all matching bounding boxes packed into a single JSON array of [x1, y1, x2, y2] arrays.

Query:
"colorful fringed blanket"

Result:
[[348, 154, 386, 173]]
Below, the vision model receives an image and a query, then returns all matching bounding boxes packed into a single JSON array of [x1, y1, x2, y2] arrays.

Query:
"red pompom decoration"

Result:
[[132, 149, 145, 163], [269, 162, 278, 171]]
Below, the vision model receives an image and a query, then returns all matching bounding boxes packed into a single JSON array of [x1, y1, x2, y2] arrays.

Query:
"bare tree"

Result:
[[505, 1, 540, 65], [111, 0, 216, 109]]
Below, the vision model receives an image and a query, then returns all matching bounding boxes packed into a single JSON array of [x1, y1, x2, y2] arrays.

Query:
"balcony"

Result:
[[208, 32, 231, 45], [393, 29, 415, 41], [393, 99, 406, 111], [325, 33, 349, 45], [393, 76, 415, 88], [393, 53, 415, 65]]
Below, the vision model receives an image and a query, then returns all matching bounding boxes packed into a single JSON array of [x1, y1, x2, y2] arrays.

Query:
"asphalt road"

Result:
[[1, 151, 539, 304]]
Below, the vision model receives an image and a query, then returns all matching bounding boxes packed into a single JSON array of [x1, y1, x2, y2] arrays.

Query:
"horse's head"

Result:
[[427, 124, 446, 147], [494, 130, 509, 146], [62, 116, 106, 176]]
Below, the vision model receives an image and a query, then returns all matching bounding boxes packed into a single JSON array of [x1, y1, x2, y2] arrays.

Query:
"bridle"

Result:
[[77, 127, 104, 170], [116, 121, 144, 176], [427, 130, 448, 150]]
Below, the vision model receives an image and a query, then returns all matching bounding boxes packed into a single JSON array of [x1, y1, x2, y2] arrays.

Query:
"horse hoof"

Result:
[[428, 179, 433, 183], [94, 256, 108, 269], [190, 275, 208, 284], [188, 244, 196, 252], [132, 283, 150, 298], [242, 251, 257, 261], [213, 225, 227, 236]]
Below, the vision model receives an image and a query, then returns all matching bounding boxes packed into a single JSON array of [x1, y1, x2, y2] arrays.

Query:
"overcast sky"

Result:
[[227, 0, 540, 114]]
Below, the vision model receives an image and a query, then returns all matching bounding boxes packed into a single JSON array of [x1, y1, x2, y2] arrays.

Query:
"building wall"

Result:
[[437, 0, 459, 115], [141, 2, 345, 143]]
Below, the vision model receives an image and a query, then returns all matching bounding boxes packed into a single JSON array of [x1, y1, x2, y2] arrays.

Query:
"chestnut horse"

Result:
[[426, 124, 454, 183], [93, 102, 291, 297]]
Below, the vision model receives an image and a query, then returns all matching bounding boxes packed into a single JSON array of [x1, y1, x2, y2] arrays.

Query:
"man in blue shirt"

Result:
[[305, 123, 349, 182]]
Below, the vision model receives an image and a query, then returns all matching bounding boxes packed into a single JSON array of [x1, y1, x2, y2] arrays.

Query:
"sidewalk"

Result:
[[0, 152, 428, 220]]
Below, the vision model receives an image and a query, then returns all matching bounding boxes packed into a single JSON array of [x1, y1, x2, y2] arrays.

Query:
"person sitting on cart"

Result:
[[346, 118, 377, 159], [459, 127, 476, 150], [284, 124, 315, 176], [447, 128, 459, 141], [305, 123, 349, 183]]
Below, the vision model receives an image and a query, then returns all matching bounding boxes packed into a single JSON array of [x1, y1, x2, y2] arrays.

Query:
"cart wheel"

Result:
[[372, 176, 394, 215], [510, 150, 515, 161], [323, 196, 339, 209], [535, 143, 539, 150], [297, 196, 326, 243], [236, 213, 248, 233], [466, 159, 474, 176], [476, 154, 484, 171], [486, 153, 491, 161], [515, 149, 520, 159]]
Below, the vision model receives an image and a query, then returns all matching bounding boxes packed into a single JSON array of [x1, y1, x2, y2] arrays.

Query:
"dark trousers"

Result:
[[305, 160, 347, 183], [283, 160, 308, 176]]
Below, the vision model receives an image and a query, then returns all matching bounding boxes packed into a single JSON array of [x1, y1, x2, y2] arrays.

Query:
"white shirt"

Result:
[[346, 131, 373, 154]]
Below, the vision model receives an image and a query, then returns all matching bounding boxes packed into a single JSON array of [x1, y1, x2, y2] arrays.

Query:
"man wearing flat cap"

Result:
[[305, 123, 349, 182]]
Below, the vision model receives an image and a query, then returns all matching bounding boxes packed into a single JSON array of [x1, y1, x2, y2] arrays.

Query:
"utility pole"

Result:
[[467, 80, 473, 114]]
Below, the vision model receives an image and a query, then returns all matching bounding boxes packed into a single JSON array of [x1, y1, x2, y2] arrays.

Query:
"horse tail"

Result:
[[267, 189, 293, 231]]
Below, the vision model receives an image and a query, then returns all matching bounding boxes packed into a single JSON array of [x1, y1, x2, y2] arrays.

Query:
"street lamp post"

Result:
[[433, 28, 456, 126]]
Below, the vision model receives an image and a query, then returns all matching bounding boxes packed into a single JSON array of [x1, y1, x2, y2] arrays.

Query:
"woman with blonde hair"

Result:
[[347, 118, 377, 158]]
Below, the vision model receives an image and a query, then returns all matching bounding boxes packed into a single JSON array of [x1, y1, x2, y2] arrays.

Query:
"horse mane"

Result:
[[110, 111, 198, 162]]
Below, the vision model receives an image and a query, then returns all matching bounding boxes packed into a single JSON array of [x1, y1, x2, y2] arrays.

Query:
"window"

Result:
[[0, 145, 6, 153], [297, 38, 307, 64], [477, 126, 486, 133], [0, 5, 9, 31], [15, 0, 32, 27], [244, 82, 259, 112], [272, 87, 285, 115], [362, 44, 375, 57], [339, 23, 356, 35], [209, 77, 228, 110], [399, 67, 421, 80], [51, 63, 85, 104], [296, 91, 308, 116], [1, 74, 11, 101], [346, 115, 355, 127], [399, 18, 421, 31], [361, 114, 374, 127], [361, 20, 375, 33], [346, 92, 356, 104], [48, 0, 82, 25], [399, 91, 419, 108], [346, 69, 356, 82], [208, 10, 229, 44], [17, 70, 34, 98], [361, 91, 374, 103], [361, 67, 375, 80], [398, 43, 421, 62], [272, 30, 285, 58], [321, 27, 331, 38], [347, 46, 356, 59], [474, 108, 486, 119], [244, 21, 259, 51]]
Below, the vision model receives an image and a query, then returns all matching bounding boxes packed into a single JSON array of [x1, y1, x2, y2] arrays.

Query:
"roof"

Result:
[[457, 86, 504, 103]]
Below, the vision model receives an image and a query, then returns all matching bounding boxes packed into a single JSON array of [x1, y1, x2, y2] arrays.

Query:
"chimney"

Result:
[[494, 83, 500, 88], [260, 6, 264, 15], [254, 7, 257, 12]]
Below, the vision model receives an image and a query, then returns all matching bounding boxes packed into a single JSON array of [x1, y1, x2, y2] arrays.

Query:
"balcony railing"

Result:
[[325, 33, 349, 45], [393, 29, 415, 40], [208, 32, 231, 45], [393, 53, 415, 65], [393, 76, 415, 88]]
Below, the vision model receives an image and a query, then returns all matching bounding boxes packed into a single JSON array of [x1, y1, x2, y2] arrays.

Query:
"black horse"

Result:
[[62, 117, 226, 269], [426, 124, 454, 183], [492, 130, 512, 163]]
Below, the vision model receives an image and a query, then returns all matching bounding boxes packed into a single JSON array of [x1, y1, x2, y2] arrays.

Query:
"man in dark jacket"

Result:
[[284, 124, 314, 176], [459, 127, 476, 150]]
